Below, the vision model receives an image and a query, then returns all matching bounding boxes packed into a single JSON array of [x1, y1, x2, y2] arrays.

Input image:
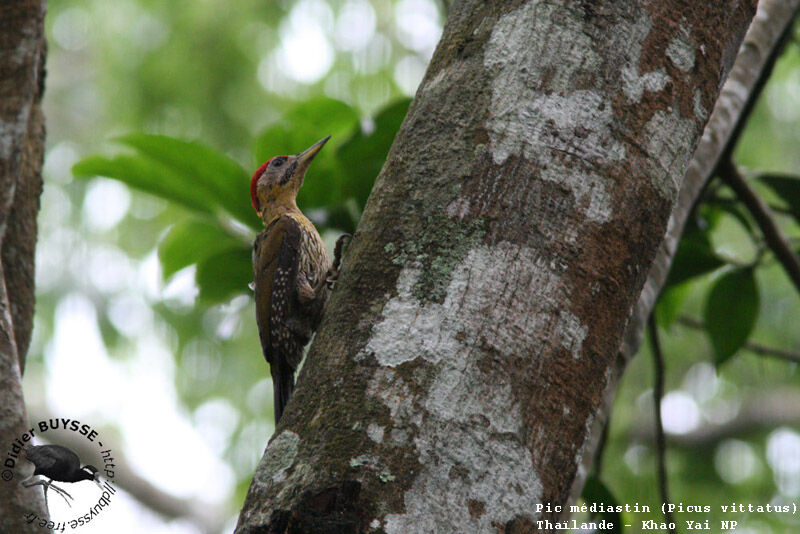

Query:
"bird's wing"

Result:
[[253, 215, 303, 369], [26, 445, 76, 471]]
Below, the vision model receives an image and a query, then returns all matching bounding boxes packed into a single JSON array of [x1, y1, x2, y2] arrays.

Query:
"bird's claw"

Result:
[[48, 483, 75, 507], [326, 233, 352, 289], [325, 270, 339, 289], [333, 233, 352, 269], [23, 478, 74, 508]]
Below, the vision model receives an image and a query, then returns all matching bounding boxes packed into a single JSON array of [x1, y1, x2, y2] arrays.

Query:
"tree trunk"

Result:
[[0, 1, 48, 530], [236, 1, 756, 532], [575, 0, 800, 503]]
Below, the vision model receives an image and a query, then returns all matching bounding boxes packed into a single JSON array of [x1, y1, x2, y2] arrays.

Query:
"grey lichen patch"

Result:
[[616, 11, 670, 103], [486, 88, 626, 165], [445, 196, 471, 220], [666, 25, 696, 72], [541, 164, 613, 224], [557, 310, 588, 359], [484, 1, 626, 166], [274, 462, 312, 504], [693, 88, 708, 122], [366, 243, 566, 530], [425, 361, 521, 434], [0, 108, 32, 161], [482, 1, 675, 228], [383, 424, 543, 533], [378, 470, 396, 483], [349, 454, 396, 484], [349, 455, 379, 469], [253, 431, 300, 487], [644, 108, 696, 199], [366, 242, 564, 371], [367, 423, 385, 444], [365, 267, 456, 367], [622, 67, 669, 102], [421, 64, 451, 94], [368, 368, 422, 423]]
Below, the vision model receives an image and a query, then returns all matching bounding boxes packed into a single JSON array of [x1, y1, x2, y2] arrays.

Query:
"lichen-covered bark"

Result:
[[236, 1, 756, 532], [0, 0, 48, 529]]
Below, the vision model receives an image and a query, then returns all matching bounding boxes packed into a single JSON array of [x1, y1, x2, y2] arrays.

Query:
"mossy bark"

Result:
[[236, 1, 756, 532]]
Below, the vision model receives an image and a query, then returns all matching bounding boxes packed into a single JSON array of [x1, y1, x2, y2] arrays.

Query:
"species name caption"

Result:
[[3, 418, 118, 531], [533, 502, 800, 531]]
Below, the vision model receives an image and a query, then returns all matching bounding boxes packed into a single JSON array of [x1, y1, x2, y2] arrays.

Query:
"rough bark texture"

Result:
[[237, 1, 756, 532], [0, 0, 48, 529], [573, 0, 800, 503]]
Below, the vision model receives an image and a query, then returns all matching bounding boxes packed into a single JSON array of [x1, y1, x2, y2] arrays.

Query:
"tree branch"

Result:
[[678, 316, 800, 364], [718, 160, 800, 293], [705, 193, 795, 218], [648, 315, 675, 533]]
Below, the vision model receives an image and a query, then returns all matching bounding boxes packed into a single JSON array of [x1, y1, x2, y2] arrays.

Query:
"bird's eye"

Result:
[[271, 157, 286, 167]]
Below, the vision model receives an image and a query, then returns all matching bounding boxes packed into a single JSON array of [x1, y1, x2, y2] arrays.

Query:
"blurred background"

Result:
[[24, 1, 800, 532]]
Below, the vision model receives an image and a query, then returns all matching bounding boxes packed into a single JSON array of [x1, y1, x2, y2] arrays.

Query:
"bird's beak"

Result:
[[296, 136, 330, 174]]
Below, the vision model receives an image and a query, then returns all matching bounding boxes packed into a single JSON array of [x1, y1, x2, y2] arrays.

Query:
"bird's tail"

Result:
[[271, 361, 295, 423]]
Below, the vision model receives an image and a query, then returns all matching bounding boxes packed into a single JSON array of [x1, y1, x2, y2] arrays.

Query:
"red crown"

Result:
[[251, 157, 283, 213]]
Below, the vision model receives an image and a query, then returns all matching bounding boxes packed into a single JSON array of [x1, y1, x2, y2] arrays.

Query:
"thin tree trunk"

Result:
[[237, 1, 756, 532], [0, 1, 48, 530]]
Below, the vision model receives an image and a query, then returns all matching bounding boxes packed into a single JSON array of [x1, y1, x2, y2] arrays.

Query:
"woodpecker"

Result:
[[251, 136, 345, 424]]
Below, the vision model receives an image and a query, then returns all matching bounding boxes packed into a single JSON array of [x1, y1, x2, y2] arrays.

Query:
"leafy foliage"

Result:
[[664, 225, 725, 289], [757, 173, 800, 223], [581, 476, 624, 532], [703, 267, 759, 364], [73, 97, 410, 304], [338, 99, 413, 207]]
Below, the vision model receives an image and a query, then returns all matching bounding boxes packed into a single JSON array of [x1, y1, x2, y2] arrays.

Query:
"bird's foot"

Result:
[[326, 234, 352, 288], [22, 478, 74, 508], [50, 484, 75, 506], [47, 482, 75, 506]]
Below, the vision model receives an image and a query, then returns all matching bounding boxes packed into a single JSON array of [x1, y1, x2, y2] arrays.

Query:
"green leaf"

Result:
[[581, 475, 624, 533], [252, 97, 358, 163], [118, 134, 256, 228], [283, 97, 359, 138], [325, 198, 362, 234], [159, 220, 245, 279], [253, 97, 358, 209], [73, 155, 217, 216], [195, 246, 253, 303], [656, 282, 693, 329], [715, 202, 756, 236], [756, 173, 800, 223], [664, 228, 725, 288], [703, 267, 759, 364], [338, 98, 411, 209]]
